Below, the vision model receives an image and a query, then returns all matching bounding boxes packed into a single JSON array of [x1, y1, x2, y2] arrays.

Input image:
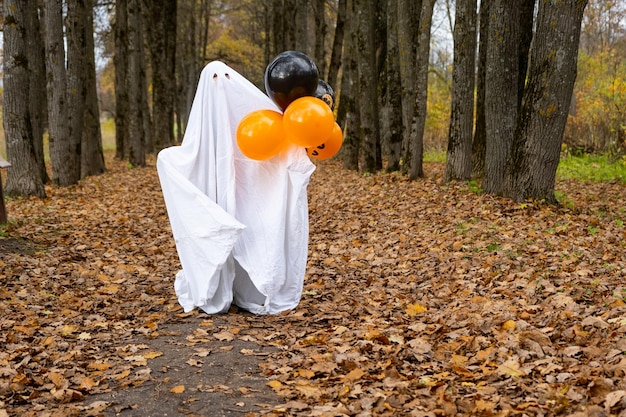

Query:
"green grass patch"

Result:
[[0, 119, 117, 160], [424, 150, 446, 163], [101, 118, 116, 151], [557, 154, 626, 184]]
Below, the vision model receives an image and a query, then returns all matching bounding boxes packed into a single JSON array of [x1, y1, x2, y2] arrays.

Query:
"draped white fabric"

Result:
[[157, 61, 315, 314]]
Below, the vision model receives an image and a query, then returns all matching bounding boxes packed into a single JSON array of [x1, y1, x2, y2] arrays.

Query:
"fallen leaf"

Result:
[[405, 302, 428, 316], [170, 385, 185, 394]]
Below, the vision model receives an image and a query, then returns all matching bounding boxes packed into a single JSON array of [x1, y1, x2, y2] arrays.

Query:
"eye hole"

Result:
[[213, 73, 218, 80], [225, 73, 230, 79]]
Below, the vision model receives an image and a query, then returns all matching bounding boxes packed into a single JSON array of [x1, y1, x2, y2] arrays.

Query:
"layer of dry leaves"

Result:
[[1, 152, 625, 417]]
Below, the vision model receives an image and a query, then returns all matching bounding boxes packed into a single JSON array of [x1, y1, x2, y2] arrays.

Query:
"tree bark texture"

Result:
[[66, 0, 87, 183], [471, 0, 490, 179], [355, 0, 380, 173], [385, 0, 403, 172], [483, 0, 521, 194], [293, 0, 310, 57], [127, 0, 146, 167], [24, 1, 49, 184], [3, 0, 46, 197], [326, 0, 346, 86], [313, 0, 327, 77], [408, 0, 436, 180], [145, 0, 177, 152], [339, 0, 360, 171], [444, 0, 477, 182], [81, 0, 106, 178], [504, 0, 588, 203], [397, 0, 421, 175], [114, 0, 129, 159], [44, 0, 75, 186]]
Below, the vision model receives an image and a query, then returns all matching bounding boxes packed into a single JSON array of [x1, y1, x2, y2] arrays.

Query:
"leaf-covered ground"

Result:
[[1, 153, 626, 416]]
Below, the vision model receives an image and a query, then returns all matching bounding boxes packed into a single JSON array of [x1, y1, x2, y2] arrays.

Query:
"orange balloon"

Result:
[[306, 122, 343, 160], [283, 96, 335, 148], [236, 110, 286, 160]]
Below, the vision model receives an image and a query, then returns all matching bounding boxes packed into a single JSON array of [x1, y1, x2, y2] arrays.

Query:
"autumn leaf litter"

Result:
[[1, 154, 626, 416]]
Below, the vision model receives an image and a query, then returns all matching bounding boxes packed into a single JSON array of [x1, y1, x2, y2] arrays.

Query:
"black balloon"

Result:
[[264, 51, 319, 111], [315, 80, 335, 110]]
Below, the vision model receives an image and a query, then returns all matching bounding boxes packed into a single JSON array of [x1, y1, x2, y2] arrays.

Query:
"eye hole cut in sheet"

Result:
[[157, 61, 316, 315]]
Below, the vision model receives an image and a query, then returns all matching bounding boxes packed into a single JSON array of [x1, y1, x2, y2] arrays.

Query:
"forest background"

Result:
[[0, 0, 625, 203]]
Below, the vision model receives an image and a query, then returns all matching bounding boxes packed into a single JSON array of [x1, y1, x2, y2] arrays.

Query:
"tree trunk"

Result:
[[385, 0, 403, 172], [272, 0, 298, 54], [313, 0, 327, 76], [66, 0, 87, 182], [326, 0, 346, 86], [114, 0, 129, 159], [145, 0, 177, 152], [24, 1, 49, 184], [517, 0, 536, 107], [483, 0, 521, 194], [408, 0, 435, 180], [397, 0, 421, 175], [271, 0, 285, 54], [504, 0, 588, 203], [355, 0, 380, 173], [44, 0, 75, 186], [339, 0, 360, 171], [471, 0, 490, 179], [81, 0, 106, 178], [295, 0, 309, 54], [444, 0, 477, 182], [3, 0, 46, 197], [127, 0, 146, 166]]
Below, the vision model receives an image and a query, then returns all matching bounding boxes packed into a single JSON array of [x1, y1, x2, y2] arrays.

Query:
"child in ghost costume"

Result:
[[157, 61, 316, 315]]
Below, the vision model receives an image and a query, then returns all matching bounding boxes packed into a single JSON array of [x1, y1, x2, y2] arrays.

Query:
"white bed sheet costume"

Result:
[[157, 61, 316, 315]]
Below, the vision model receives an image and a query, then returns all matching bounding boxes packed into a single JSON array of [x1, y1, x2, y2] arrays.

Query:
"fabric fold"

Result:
[[157, 61, 315, 314]]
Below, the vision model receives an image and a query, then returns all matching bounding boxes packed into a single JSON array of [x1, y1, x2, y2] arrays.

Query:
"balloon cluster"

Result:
[[236, 51, 343, 161]]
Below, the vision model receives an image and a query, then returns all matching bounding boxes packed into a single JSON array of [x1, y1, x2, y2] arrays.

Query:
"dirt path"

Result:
[[90, 313, 280, 417]]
